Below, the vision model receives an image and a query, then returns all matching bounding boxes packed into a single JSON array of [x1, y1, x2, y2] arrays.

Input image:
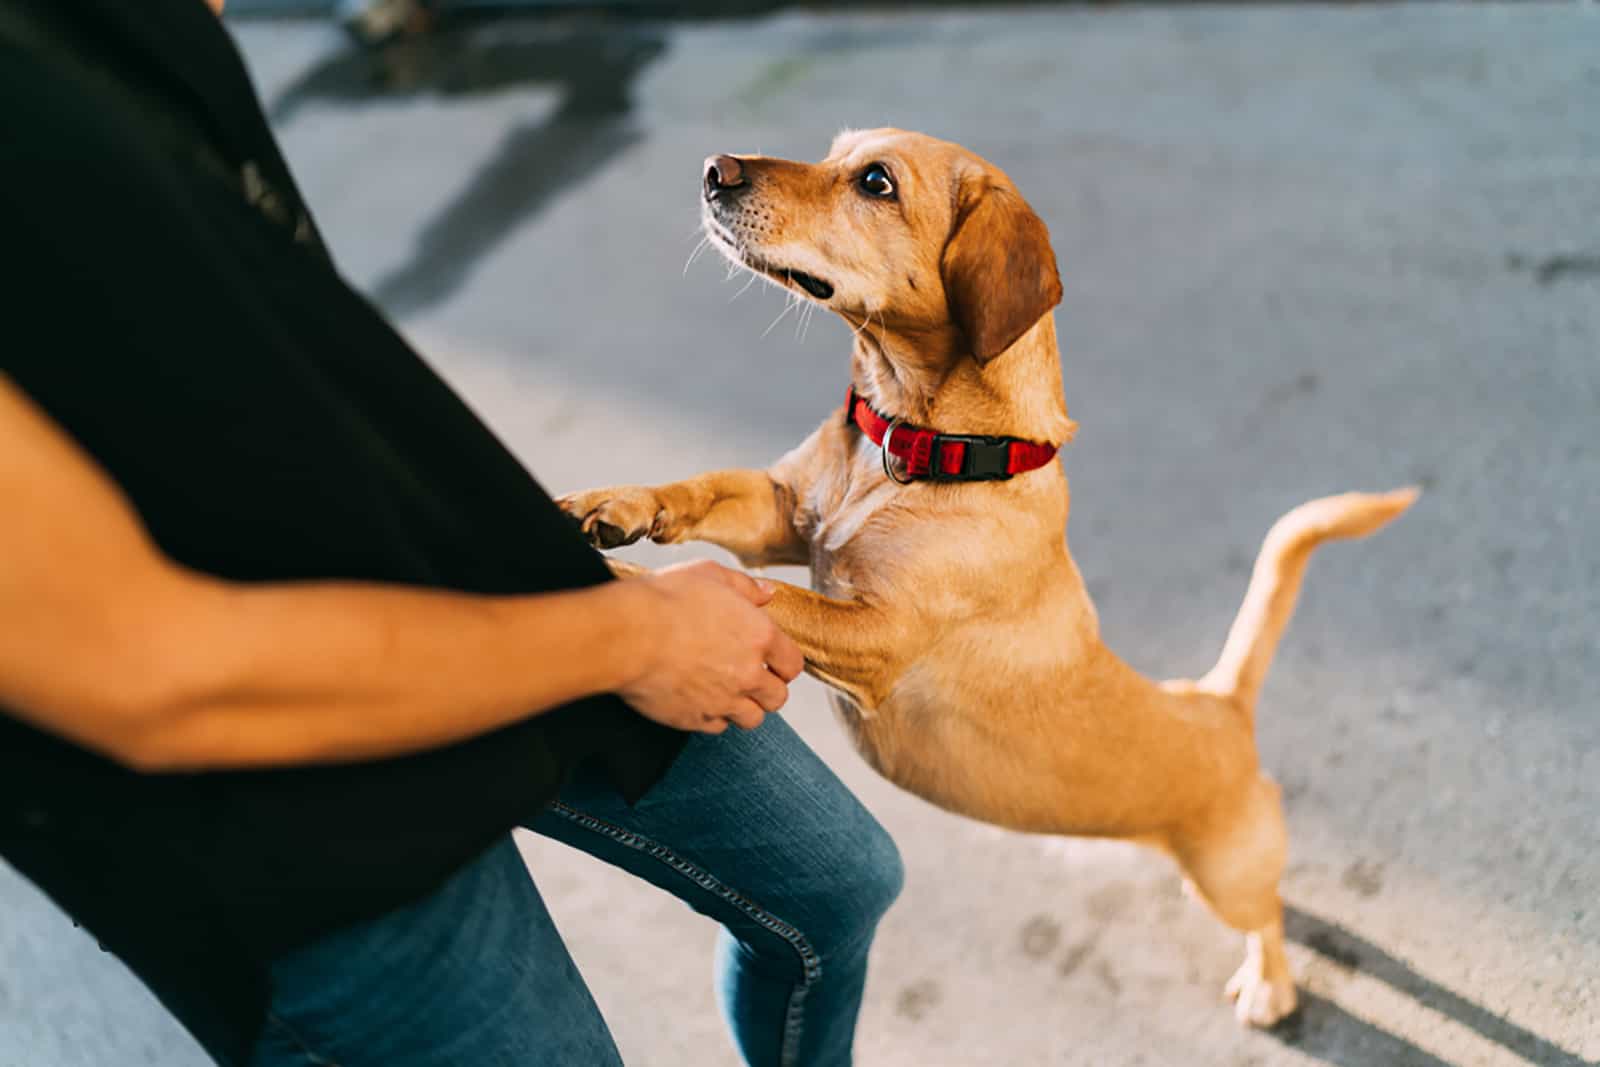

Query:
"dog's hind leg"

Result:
[[1168, 774, 1298, 1027]]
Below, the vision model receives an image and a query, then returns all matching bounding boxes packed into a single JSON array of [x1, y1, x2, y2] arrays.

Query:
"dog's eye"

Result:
[[857, 163, 896, 200]]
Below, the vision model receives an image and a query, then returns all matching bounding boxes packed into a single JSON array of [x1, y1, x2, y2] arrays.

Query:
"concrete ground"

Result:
[[3, 4, 1597, 1065]]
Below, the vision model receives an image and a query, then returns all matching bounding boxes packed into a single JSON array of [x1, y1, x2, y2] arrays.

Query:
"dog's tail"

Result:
[[1199, 488, 1418, 715]]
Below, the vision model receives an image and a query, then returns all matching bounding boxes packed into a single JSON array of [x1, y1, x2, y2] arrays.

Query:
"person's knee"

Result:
[[861, 816, 906, 922], [823, 811, 904, 957]]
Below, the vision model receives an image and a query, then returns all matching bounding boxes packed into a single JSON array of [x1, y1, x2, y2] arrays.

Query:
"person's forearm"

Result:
[[0, 372, 670, 773], [114, 571, 659, 772]]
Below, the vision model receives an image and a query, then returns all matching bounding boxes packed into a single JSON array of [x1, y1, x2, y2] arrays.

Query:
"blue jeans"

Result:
[[248, 716, 903, 1067]]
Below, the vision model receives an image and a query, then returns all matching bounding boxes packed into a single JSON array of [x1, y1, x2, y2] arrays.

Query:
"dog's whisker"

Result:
[[729, 271, 759, 303], [683, 237, 712, 276], [761, 294, 802, 339]]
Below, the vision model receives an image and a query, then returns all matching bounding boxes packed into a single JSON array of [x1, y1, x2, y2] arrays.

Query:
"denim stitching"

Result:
[[545, 800, 819, 1065], [779, 984, 809, 1067]]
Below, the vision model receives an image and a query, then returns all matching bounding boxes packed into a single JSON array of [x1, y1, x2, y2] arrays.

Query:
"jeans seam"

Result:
[[261, 1011, 341, 1067], [544, 800, 820, 1067], [779, 983, 809, 1067]]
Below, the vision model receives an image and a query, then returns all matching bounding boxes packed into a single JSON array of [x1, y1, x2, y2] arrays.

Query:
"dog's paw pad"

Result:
[[590, 520, 633, 549], [559, 488, 664, 550]]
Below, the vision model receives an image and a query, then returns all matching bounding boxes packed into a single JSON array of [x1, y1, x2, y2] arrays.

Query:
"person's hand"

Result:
[[616, 560, 804, 734]]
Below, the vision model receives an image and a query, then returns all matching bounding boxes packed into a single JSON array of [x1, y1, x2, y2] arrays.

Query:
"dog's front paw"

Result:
[[1225, 958, 1298, 1028], [557, 487, 676, 550]]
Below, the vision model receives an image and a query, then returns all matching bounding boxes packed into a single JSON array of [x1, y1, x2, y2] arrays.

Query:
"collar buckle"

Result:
[[930, 433, 1014, 482]]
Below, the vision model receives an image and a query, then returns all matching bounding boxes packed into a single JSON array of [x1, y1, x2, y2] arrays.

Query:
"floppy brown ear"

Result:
[[940, 181, 1063, 364]]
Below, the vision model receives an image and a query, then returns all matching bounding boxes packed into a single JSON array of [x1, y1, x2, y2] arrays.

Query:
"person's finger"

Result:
[[764, 628, 804, 682], [726, 699, 767, 731], [702, 562, 774, 606], [745, 669, 789, 713], [697, 714, 730, 735]]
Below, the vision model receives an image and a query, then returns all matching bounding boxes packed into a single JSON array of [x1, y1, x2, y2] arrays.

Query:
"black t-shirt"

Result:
[[0, 1, 684, 1062]]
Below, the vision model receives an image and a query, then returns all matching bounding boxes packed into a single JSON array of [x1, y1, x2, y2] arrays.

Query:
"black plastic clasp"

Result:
[[929, 434, 1014, 482]]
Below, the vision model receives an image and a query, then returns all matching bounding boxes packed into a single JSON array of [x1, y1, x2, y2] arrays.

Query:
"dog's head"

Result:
[[701, 128, 1061, 364]]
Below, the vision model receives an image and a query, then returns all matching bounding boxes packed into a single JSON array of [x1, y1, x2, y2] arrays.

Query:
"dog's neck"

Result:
[[849, 314, 1076, 446]]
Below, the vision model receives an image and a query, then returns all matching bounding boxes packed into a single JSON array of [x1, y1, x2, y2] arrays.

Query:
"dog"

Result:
[[558, 128, 1416, 1027]]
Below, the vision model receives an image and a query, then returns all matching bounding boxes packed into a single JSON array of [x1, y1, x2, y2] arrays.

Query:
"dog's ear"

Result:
[[940, 178, 1062, 364]]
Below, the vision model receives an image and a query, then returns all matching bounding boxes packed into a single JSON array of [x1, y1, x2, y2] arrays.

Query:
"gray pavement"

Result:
[[3, 4, 1597, 1065]]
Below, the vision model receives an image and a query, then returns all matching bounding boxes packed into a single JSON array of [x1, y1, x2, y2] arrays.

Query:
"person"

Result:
[[335, 0, 430, 46], [0, 1, 904, 1065]]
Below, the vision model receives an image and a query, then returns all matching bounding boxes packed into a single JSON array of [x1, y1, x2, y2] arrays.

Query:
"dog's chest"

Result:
[[794, 440, 900, 579]]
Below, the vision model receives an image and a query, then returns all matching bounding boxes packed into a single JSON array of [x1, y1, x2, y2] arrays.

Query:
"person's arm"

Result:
[[0, 375, 802, 773]]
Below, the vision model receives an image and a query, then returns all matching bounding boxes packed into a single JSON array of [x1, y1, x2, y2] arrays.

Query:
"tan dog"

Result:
[[559, 129, 1415, 1027]]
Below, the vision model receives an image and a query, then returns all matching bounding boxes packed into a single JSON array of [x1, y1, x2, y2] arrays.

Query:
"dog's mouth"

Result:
[[705, 219, 836, 301], [776, 268, 834, 301]]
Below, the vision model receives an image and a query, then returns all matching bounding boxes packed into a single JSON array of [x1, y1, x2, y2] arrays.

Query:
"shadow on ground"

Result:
[[271, 17, 668, 316], [1277, 906, 1596, 1067]]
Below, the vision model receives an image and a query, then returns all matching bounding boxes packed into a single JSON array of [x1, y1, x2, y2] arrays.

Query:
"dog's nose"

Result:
[[703, 154, 745, 200]]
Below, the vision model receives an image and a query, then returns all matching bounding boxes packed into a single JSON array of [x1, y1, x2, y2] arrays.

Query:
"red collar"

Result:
[[846, 387, 1059, 484]]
